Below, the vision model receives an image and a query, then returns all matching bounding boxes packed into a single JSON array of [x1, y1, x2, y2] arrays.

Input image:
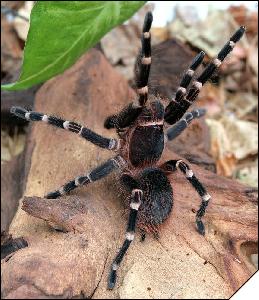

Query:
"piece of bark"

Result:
[[1, 153, 25, 233], [1, 49, 257, 299]]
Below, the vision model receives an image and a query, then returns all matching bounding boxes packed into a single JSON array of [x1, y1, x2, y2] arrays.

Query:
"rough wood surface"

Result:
[[1, 153, 24, 233], [1, 49, 257, 299]]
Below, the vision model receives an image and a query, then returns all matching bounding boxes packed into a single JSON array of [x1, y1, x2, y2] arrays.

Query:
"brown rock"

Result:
[[1, 49, 257, 299]]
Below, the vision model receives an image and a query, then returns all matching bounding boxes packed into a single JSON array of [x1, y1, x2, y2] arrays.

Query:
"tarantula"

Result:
[[11, 12, 245, 290]]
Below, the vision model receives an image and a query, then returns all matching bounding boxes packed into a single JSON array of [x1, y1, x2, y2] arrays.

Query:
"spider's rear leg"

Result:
[[165, 26, 246, 124], [108, 188, 143, 290], [45, 155, 125, 199], [166, 108, 206, 141], [161, 160, 211, 235], [11, 107, 119, 150]]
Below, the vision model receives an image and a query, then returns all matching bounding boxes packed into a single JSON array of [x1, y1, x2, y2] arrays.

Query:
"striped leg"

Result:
[[175, 51, 205, 103], [166, 108, 206, 141], [165, 51, 205, 125], [108, 188, 143, 290], [104, 12, 153, 130], [46, 155, 125, 199], [10, 107, 119, 150], [135, 11, 153, 106], [165, 26, 246, 125], [161, 160, 211, 235]]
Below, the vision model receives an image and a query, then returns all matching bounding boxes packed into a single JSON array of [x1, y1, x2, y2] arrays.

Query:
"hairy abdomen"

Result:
[[138, 168, 173, 227]]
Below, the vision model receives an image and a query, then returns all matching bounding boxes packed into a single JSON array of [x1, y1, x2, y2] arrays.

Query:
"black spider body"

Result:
[[126, 102, 165, 167], [10, 11, 245, 291], [138, 168, 173, 227], [118, 101, 169, 231]]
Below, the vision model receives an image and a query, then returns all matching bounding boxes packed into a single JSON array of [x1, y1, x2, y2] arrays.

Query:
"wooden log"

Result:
[[1, 153, 24, 233], [1, 49, 257, 299]]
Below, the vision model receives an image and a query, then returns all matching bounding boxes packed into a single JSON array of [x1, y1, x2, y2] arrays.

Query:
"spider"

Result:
[[11, 12, 245, 290]]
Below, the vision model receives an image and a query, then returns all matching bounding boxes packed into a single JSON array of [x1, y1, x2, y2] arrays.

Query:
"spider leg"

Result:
[[104, 12, 153, 130], [173, 51, 205, 104], [108, 188, 143, 290], [45, 155, 125, 199], [165, 26, 246, 124], [135, 11, 153, 107], [161, 160, 211, 235], [104, 102, 142, 129], [11, 107, 119, 150], [166, 108, 206, 141], [164, 51, 205, 125]]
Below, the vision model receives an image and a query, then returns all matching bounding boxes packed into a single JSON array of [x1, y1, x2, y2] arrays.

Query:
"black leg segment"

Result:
[[10, 106, 119, 150], [161, 159, 211, 235], [164, 51, 205, 125], [135, 12, 153, 106], [164, 26, 245, 125], [45, 155, 125, 199], [108, 189, 143, 290], [104, 102, 143, 130], [166, 108, 206, 141]]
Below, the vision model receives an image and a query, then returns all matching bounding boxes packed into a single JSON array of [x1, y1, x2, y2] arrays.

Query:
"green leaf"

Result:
[[1, 1, 146, 91]]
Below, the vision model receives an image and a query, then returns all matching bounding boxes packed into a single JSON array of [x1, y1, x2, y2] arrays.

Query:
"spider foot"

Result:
[[107, 269, 117, 290], [196, 219, 205, 236]]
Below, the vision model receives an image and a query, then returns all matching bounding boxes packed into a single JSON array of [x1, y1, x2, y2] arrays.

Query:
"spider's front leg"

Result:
[[104, 11, 153, 130], [161, 160, 211, 235], [108, 188, 143, 290], [46, 155, 125, 199], [164, 51, 205, 125], [165, 26, 245, 124], [11, 106, 119, 150]]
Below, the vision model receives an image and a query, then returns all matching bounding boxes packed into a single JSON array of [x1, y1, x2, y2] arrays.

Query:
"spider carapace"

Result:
[[11, 11, 245, 290]]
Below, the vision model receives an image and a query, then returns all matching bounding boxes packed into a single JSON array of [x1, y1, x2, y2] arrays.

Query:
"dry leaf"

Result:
[[168, 8, 248, 58], [220, 116, 258, 160], [13, 1, 34, 41]]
